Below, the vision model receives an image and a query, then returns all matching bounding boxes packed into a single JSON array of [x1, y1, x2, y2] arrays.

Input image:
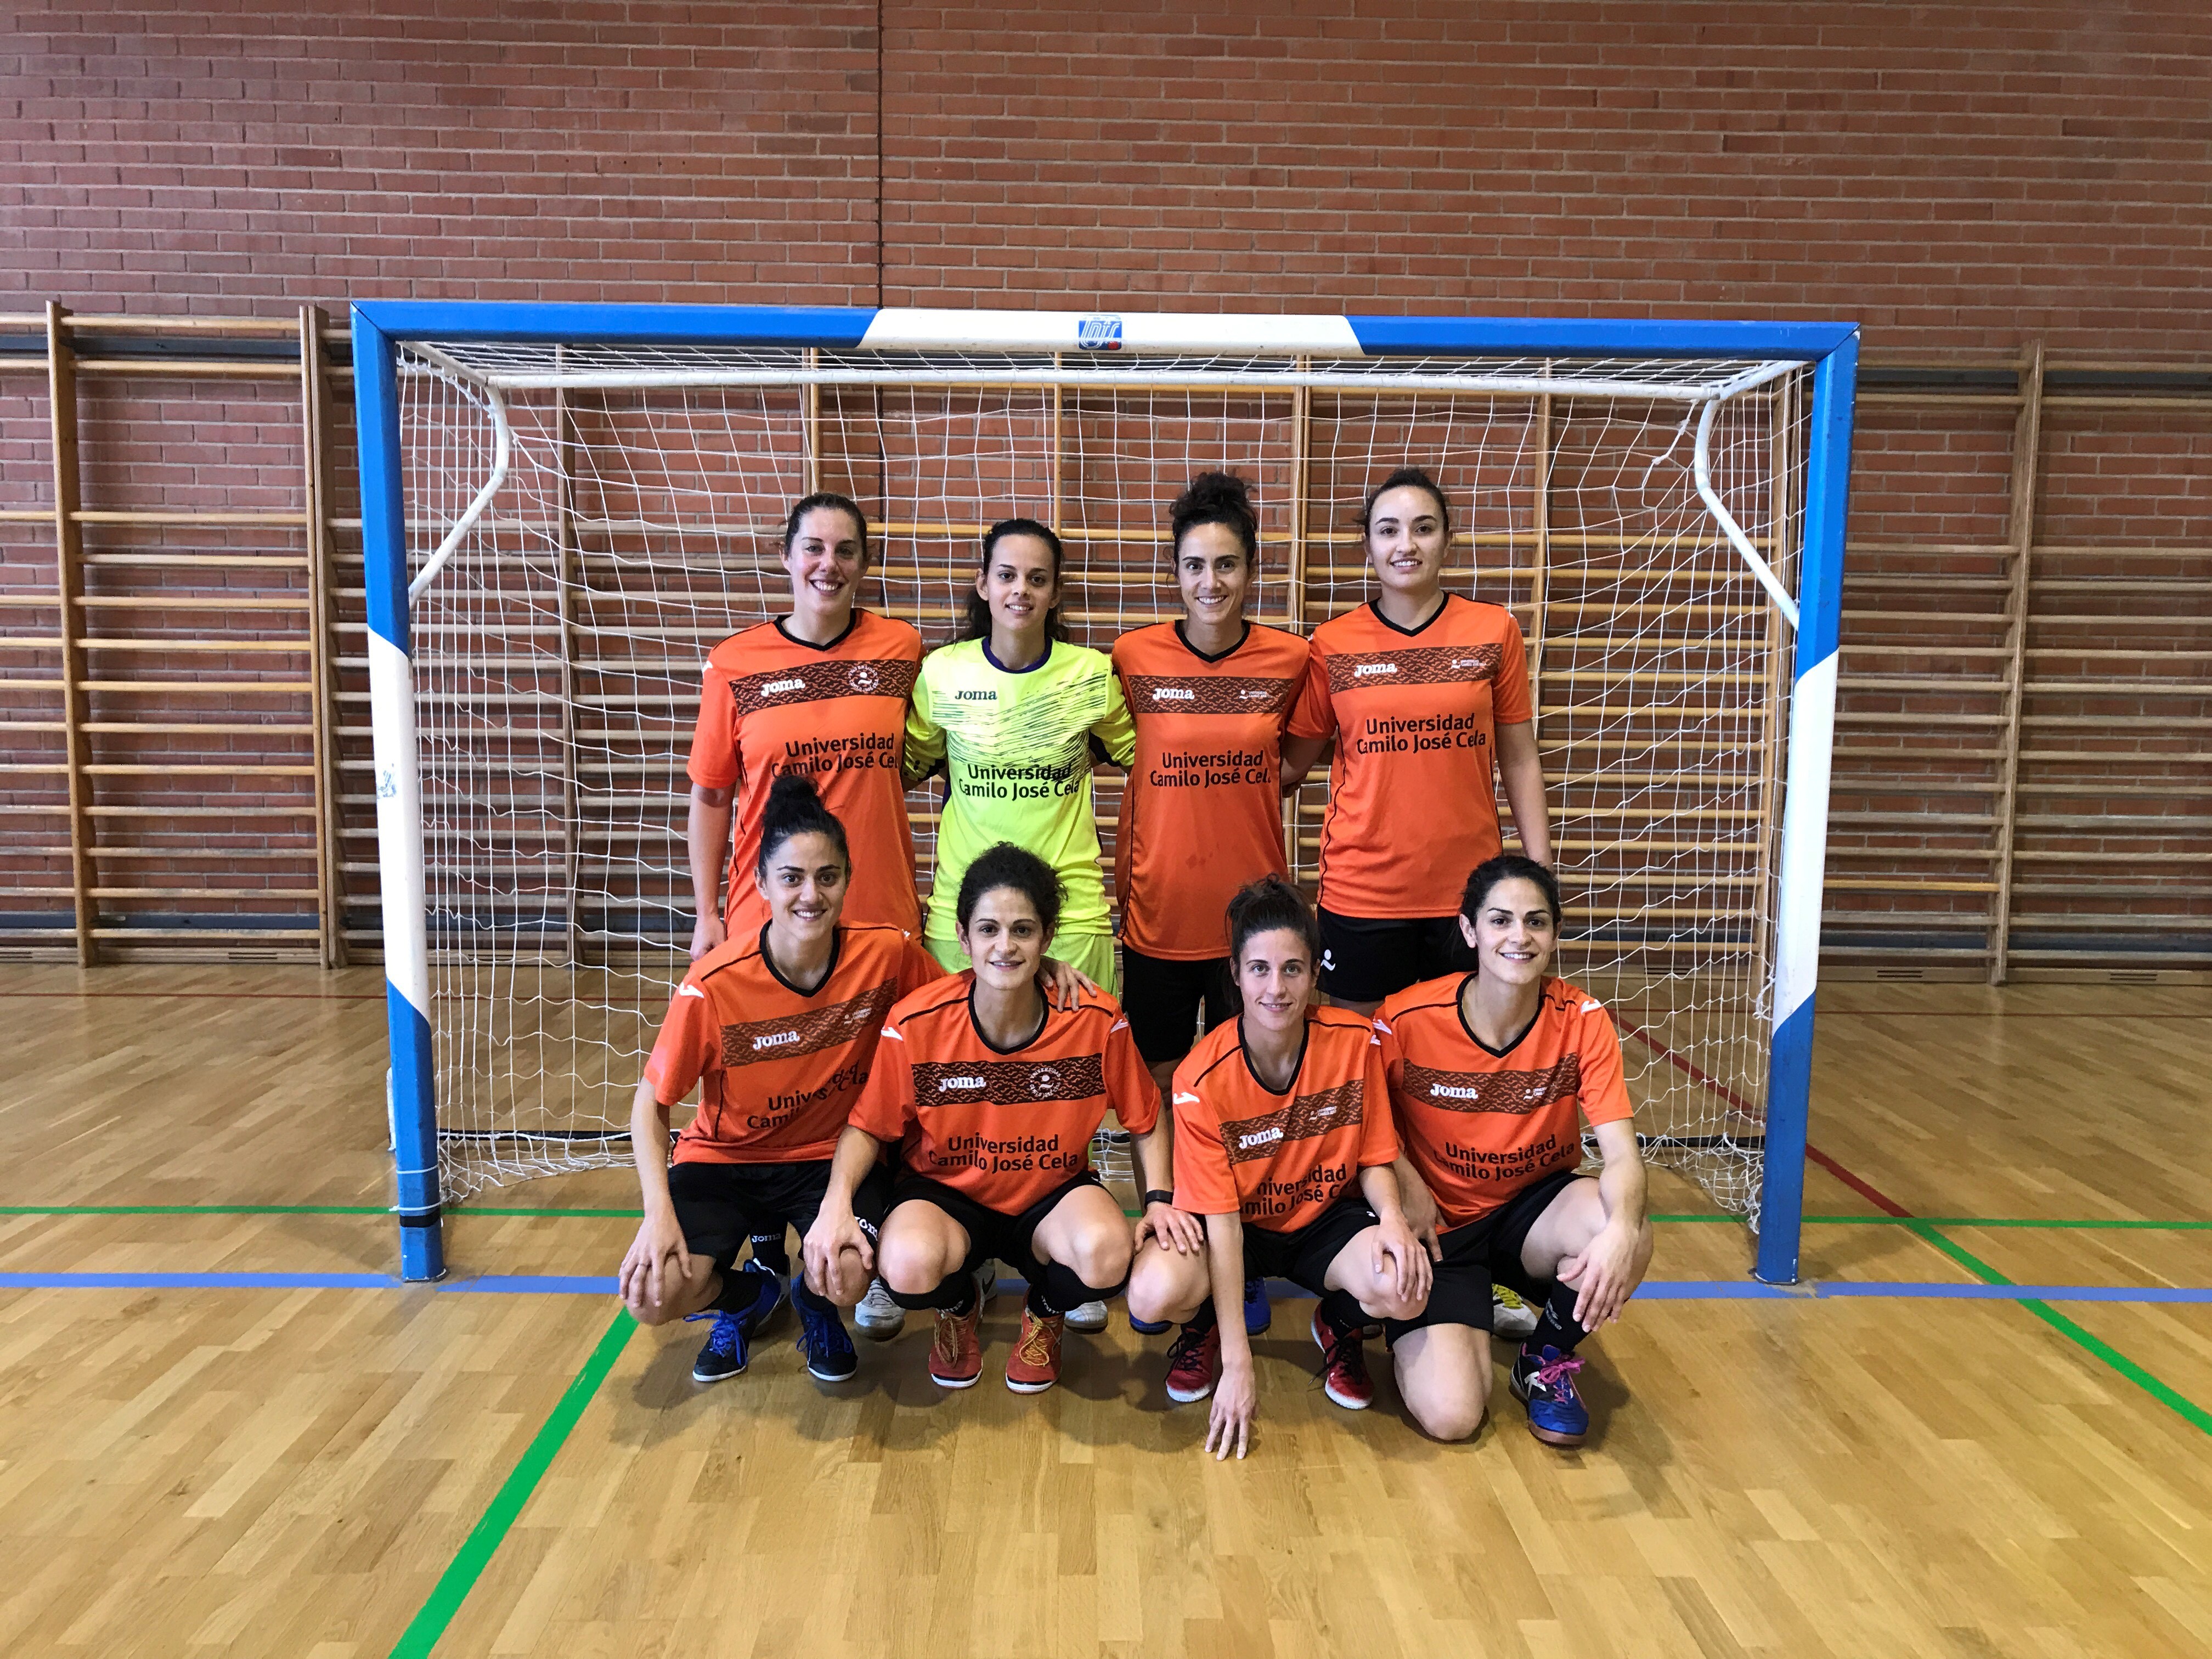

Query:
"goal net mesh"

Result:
[[392, 343, 1807, 1226]]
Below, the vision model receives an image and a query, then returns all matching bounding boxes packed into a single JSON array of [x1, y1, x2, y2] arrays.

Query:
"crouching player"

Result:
[[617, 774, 946, 1383], [1127, 874, 1430, 1459], [1376, 854, 1654, 1447], [804, 843, 1181, 1393]]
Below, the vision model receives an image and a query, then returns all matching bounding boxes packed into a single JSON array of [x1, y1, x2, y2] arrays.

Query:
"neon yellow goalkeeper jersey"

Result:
[[905, 637, 1137, 939]]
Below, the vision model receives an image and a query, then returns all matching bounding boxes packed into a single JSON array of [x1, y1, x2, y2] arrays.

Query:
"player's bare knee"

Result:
[[1412, 1395, 1485, 1443], [876, 1236, 941, 1296], [1075, 1225, 1134, 1287]]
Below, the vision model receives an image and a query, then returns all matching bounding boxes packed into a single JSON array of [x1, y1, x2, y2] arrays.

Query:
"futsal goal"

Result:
[[352, 306, 1857, 1285]]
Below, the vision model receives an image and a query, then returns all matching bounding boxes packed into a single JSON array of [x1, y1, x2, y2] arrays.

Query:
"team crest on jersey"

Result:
[[1028, 1065, 1061, 1096], [847, 662, 880, 695], [1076, 316, 1123, 351]]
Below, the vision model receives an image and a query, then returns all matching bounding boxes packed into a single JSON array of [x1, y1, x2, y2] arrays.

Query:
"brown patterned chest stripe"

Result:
[[1218, 1080, 1365, 1166], [1403, 1054, 1580, 1115], [911, 1054, 1108, 1106], [1124, 674, 1299, 717], [726, 657, 918, 718], [719, 979, 898, 1068], [1322, 642, 1502, 696]]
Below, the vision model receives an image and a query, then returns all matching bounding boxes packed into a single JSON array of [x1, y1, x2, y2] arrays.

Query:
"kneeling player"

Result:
[[804, 843, 1183, 1393], [617, 774, 946, 1383], [1376, 854, 1654, 1447], [1126, 874, 1430, 1459]]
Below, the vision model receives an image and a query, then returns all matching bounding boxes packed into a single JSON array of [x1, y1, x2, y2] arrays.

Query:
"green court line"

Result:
[[1906, 1221, 2212, 1437], [388, 1307, 636, 1659]]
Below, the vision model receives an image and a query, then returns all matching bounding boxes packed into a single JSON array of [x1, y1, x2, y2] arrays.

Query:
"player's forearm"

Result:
[[629, 1079, 676, 1217], [821, 1124, 883, 1209], [1206, 1213, 1254, 1369], [1279, 734, 1329, 791], [1598, 1135, 1650, 1233], [686, 787, 733, 919], [1130, 1125, 1173, 1198], [1357, 1161, 1408, 1226], [1497, 734, 1551, 865]]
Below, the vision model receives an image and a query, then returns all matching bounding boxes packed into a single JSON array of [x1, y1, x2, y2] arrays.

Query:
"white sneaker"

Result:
[[855, 1278, 905, 1340], [1064, 1299, 1109, 1333], [1491, 1284, 1540, 1340]]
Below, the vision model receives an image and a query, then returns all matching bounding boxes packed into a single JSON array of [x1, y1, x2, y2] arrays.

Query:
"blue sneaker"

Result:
[[1244, 1276, 1271, 1335], [686, 1264, 785, 1384], [794, 1287, 859, 1382], [1509, 1344, 1589, 1447]]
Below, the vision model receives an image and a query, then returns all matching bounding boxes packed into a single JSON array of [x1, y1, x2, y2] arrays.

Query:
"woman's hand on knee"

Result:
[[619, 1209, 692, 1317]]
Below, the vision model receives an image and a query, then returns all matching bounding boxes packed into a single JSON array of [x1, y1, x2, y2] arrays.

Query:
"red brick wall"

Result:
[[7, 2, 2212, 349]]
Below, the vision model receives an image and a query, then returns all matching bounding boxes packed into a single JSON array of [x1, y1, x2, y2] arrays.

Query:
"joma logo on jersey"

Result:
[[1076, 316, 1123, 351], [938, 1074, 987, 1091], [954, 689, 996, 702], [1353, 662, 1399, 678], [1238, 1126, 1284, 1150], [1151, 686, 1195, 701], [761, 677, 805, 695], [752, 1030, 800, 1051], [1430, 1084, 1481, 1101]]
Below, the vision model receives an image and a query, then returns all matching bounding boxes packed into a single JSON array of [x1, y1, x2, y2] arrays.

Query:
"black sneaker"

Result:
[[686, 1310, 748, 1383], [795, 1289, 859, 1382]]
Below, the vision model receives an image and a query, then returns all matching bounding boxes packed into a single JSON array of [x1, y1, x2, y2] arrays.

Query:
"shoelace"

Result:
[[686, 1310, 740, 1357], [1013, 1314, 1059, 1368], [1529, 1353, 1584, 1393], [932, 1305, 973, 1364], [1165, 1325, 1213, 1372], [1312, 1328, 1367, 1389]]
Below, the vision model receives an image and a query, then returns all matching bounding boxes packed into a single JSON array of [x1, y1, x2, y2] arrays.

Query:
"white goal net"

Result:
[[389, 340, 1807, 1222]]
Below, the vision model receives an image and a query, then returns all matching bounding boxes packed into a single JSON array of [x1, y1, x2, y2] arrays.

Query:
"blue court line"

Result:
[[10, 1270, 2212, 1304]]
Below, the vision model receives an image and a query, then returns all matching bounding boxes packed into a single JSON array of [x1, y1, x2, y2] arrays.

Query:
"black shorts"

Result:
[[886, 1167, 1106, 1280], [1316, 907, 1474, 1004], [1120, 945, 1237, 1064], [1399, 1166, 1584, 1334], [1239, 1194, 1380, 1296], [667, 1158, 893, 1277]]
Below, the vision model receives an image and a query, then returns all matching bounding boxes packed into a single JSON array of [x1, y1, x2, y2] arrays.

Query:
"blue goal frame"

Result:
[[352, 302, 1857, 1287]]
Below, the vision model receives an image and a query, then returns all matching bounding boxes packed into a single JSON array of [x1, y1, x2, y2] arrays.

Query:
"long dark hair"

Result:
[[756, 770, 850, 876], [1460, 854, 1561, 927], [959, 517, 1070, 644], [1226, 872, 1318, 967], [1170, 470, 1259, 566]]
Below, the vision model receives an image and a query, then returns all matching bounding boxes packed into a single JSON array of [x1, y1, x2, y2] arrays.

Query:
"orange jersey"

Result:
[[1170, 1007, 1400, 1233], [851, 975, 1160, 1213], [644, 923, 947, 1165], [1374, 974, 1634, 1227], [686, 611, 925, 938], [1111, 622, 1310, 959], [1286, 596, 1532, 918]]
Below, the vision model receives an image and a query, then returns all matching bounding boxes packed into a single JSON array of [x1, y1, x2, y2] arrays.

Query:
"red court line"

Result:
[[1620, 1021, 1914, 1218]]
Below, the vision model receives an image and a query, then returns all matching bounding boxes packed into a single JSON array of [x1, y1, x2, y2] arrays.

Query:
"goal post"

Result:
[[351, 302, 1856, 1286]]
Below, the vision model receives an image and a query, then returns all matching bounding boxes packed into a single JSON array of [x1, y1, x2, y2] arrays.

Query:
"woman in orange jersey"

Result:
[[686, 493, 925, 961], [1280, 467, 1551, 1017], [1125, 875, 1431, 1460], [618, 773, 947, 1386], [1375, 855, 1654, 1449], [804, 843, 1196, 1395], [1112, 471, 1311, 1342]]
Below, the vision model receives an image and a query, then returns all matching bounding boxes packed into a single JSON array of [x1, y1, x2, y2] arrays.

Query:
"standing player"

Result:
[[904, 518, 1136, 991], [687, 493, 923, 958], [1280, 467, 1551, 1017], [1112, 471, 1310, 1340], [1125, 876, 1430, 1460], [1376, 855, 1654, 1448], [804, 844, 1186, 1394], [617, 774, 945, 1385]]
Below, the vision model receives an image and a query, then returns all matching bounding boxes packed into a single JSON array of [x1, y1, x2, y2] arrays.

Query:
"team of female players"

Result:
[[616, 469, 1655, 1454]]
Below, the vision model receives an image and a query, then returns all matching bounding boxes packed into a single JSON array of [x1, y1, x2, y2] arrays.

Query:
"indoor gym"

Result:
[[4, 8, 2210, 1658]]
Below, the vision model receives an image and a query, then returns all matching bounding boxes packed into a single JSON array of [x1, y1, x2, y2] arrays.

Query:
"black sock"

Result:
[[710, 1262, 776, 1316], [792, 1277, 836, 1316], [884, 1271, 977, 1315], [1031, 1259, 1130, 1317], [1182, 1298, 1218, 1335], [1527, 1279, 1591, 1357], [1319, 1288, 1367, 1337], [749, 1232, 790, 1276]]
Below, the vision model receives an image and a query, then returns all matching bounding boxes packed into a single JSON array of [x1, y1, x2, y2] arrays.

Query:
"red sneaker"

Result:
[[929, 1288, 984, 1389], [1311, 1305, 1374, 1410], [1005, 1306, 1065, 1393], [1164, 1321, 1221, 1404]]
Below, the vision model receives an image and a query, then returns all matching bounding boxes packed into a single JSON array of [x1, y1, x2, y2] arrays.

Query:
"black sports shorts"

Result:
[[1238, 1194, 1380, 1297], [1316, 907, 1474, 1005], [886, 1166, 1106, 1280], [667, 1157, 893, 1276], [1395, 1165, 1583, 1334], [1120, 945, 1237, 1064]]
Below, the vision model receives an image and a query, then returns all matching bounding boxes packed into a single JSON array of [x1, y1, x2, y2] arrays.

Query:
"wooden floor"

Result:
[[3, 967, 2211, 1657]]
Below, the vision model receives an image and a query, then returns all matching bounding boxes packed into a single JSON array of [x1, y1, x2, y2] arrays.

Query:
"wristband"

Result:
[[1143, 1189, 1175, 1208]]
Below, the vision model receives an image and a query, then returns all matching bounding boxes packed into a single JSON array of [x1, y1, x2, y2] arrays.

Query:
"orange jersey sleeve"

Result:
[[1491, 619, 1533, 726], [686, 658, 742, 791], [643, 974, 720, 1108], [1102, 1005, 1161, 1137], [1168, 1053, 1240, 1218], [1286, 640, 1338, 741], [1570, 997, 1634, 1126], [897, 938, 950, 999], [849, 1012, 920, 1144]]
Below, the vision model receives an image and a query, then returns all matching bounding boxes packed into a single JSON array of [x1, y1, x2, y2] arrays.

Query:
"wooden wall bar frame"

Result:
[[45, 303, 95, 965], [1987, 341, 2045, 985]]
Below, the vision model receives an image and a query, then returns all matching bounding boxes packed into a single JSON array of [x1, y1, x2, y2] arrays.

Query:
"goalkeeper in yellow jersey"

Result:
[[904, 517, 1136, 992]]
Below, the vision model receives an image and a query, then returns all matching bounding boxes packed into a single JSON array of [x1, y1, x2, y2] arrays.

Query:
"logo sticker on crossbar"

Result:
[[1076, 317, 1123, 351]]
